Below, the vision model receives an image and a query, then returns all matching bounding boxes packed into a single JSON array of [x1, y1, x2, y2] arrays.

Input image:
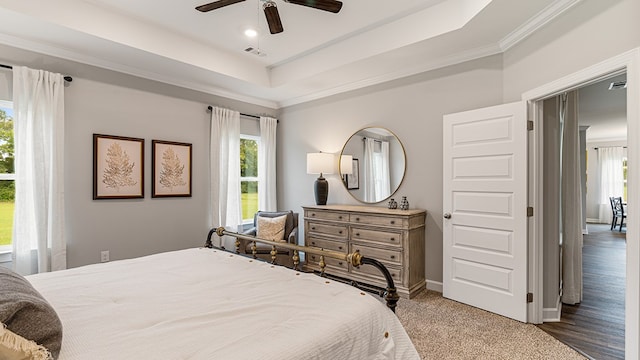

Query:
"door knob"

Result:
[[444, 213, 452, 219]]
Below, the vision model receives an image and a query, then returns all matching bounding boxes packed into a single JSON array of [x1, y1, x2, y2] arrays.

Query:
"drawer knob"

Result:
[[338, 246, 343, 250], [355, 217, 360, 221], [311, 213, 316, 217], [338, 216, 343, 219], [392, 274, 396, 277], [390, 220, 395, 224], [338, 230, 343, 234], [390, 237, 395, 241], [311, 241, 316, 245], [311, 226, 316, 230], [338, 262, 343, 266], [390, 255, 395, 259]]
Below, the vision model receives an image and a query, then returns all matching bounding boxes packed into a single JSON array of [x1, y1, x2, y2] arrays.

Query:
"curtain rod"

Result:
[[593, 146, 627, 150], [0, 64, 73, 82], [206, 105, 278, 122], [362, 137, 382, 143]]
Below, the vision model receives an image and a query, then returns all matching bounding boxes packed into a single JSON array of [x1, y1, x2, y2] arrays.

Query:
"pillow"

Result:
[[0, 267, 62, 359], [0, 323, 52, 360], [257, 214, 288, 242]]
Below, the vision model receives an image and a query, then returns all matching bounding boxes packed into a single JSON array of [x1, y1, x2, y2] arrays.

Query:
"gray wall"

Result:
[[502, 0, 640, 102], [278, 55, 504, 286], [0, 45, 277, 269], [1, 0, 638, 289]]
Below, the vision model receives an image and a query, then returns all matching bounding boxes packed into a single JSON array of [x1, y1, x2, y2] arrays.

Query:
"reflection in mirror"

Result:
[[340, 127, 406, 203]]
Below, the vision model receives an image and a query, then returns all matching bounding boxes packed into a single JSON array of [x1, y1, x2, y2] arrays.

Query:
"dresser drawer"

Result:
[[352, 262, 402, 283], [305, 210, 349, 222], [307, 221, 348, 239], [351, 243, 402, 265], [306, 237, 347, 252], [307, 253, 349, 271], [350, 214, 405, 228], [351, 227, 402, 246]]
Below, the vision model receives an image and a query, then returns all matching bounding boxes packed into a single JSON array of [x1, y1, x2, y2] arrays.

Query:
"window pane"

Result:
[[0, 180, 13, 246], [0, 106, 14, 247], [241, 181, 258, 221], [240, 138, 258, 177]]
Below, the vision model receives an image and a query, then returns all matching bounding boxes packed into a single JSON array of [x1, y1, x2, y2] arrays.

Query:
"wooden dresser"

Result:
[[302, 205, 426, 298]]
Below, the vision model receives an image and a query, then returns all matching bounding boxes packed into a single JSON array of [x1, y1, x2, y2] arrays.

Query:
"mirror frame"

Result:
[[339, 127, 406, 204]]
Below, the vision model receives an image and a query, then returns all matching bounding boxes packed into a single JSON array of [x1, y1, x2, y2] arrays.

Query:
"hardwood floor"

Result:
[[538, 223, 626, 360]]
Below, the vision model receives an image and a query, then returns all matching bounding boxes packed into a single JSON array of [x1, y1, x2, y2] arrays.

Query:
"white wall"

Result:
[[278, 55, 504, 285]]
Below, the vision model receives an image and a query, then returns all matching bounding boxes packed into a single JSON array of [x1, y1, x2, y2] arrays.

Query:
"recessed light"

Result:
[[244, 28, 258, 38]]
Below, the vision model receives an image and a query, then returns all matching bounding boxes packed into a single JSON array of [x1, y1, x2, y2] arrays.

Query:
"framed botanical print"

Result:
[[93, 134, 144, 199], [152, 140, 192, 198]]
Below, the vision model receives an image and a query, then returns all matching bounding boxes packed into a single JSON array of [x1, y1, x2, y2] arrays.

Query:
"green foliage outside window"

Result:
[[0, 108, 14, 246], [240, 138, 259, 221]]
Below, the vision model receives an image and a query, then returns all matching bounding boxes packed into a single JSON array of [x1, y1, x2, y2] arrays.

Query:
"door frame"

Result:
[[522, 48, 640, 358]]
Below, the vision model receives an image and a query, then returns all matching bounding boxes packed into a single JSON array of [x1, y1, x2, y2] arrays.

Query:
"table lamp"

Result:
[[307, 152, 334, 205]]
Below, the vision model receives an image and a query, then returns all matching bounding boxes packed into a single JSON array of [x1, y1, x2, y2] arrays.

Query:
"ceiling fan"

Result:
[[195, 0, 343, 34]]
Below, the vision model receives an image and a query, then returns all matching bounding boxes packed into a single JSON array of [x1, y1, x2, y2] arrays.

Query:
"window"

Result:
[[0, 100, 14, 252], [240, 135, 259, 223]]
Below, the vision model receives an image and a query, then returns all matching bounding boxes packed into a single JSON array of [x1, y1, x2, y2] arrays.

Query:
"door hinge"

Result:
[[527, 207, 534, 217], [527, 120, 534, 131], [527, 292, 534, 303]]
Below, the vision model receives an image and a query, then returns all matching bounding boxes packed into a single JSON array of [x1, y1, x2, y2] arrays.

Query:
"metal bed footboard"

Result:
[[205, 227, 400, 313]]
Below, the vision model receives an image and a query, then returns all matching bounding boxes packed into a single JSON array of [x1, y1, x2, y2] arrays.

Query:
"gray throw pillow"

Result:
[[0, 266, 63, 359]]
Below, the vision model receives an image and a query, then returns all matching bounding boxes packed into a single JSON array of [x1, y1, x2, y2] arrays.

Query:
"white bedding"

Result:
[[27, 248, 419, 360]]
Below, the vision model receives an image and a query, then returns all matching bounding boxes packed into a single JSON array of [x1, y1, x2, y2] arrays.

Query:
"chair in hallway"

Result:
[[610, 196, 626, 232]]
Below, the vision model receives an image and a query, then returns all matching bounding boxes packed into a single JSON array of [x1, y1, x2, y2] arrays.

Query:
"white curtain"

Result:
[[12, 66, 66, 275], [378, 140, 391, 198], [560, 91, 583, 305], [210, 107, 241, 249], [363, 138, 391, 202], [597, 147, 625, 223], [363, 138, 376, 202], [258, 116, 277, 212]]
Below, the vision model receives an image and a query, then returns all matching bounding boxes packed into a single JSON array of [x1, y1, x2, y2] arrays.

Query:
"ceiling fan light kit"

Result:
[[196, 0, 343, 34]]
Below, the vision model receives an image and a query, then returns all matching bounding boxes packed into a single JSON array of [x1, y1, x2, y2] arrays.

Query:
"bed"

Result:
[[2, 229, 420, 360]]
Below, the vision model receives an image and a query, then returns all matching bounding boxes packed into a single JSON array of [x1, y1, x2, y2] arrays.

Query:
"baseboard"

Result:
[[542, 294, 562, 322], [426, 279, 443, 293]]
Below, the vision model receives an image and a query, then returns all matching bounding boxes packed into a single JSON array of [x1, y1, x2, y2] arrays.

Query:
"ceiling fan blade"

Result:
[[263, 1, 284, 34], [284, 0, 343, 13], [196, 0, 246, 12]]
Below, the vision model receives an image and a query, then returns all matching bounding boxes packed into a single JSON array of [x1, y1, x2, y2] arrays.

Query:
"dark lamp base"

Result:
[[314, 176, 328, 205]]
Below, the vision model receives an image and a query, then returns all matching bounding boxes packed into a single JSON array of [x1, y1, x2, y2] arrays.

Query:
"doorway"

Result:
[[524, 49, 639, 359], [535, 74, 627, 359]]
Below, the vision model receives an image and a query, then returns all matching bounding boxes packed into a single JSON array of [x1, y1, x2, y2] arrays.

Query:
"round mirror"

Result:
[[339, 127, 406, 203]]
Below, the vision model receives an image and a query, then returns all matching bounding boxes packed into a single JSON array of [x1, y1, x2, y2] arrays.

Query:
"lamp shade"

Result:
[[340, 155, 353, 175], [307, 152, 334, 175]]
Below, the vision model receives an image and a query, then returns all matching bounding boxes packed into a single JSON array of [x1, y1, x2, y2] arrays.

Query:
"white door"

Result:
[[443, 101, 528, 322]]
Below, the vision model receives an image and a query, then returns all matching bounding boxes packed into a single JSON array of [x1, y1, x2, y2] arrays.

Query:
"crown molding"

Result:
[[499, 0, 583, 51], [278, 43, 503, 108], [0, 33, 279, 109]]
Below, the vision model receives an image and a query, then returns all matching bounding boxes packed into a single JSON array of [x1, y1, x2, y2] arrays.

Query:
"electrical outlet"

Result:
[[100, 250, 109, 263]]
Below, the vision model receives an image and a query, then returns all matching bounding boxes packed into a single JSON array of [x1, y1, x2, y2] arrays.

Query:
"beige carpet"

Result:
[[396, 290, 587, 360]]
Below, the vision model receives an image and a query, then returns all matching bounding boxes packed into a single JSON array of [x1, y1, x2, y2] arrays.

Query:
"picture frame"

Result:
[[152, 140, 192, 198], [347, 158, 360, 190], [93, 134, 144, 199]]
